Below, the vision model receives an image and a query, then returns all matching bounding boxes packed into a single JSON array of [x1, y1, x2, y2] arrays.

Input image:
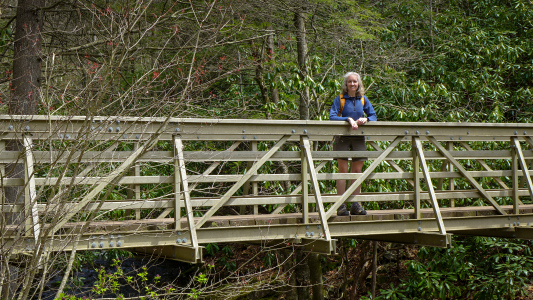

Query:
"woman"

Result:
[[329, 72, 377, 216]]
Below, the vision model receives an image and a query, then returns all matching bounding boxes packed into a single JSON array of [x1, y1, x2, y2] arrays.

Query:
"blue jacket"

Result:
[[329, 94, 377, 122]]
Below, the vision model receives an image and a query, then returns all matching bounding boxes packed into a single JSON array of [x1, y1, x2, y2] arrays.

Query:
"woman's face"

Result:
[[346, 75, 359, 94]]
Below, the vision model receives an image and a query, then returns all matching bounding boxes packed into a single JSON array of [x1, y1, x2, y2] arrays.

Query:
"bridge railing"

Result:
[[1, 115, 533, 261]]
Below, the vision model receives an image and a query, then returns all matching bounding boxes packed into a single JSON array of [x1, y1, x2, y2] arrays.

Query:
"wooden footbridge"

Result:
[[2, 115, 533, 263]]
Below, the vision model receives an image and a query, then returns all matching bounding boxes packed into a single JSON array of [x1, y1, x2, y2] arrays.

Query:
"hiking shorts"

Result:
[[332, 136, 367, 161]]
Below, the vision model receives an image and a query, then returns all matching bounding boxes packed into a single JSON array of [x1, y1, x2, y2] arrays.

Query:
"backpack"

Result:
[[337, 94, 365, 117]]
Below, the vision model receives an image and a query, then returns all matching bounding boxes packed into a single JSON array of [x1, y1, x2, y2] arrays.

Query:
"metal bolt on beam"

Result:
[[515, 131, 518, 135], [65, 134, 70, 139], [136, 135, 140, 139], [305, 232, 309, 237], [317, 225, 321, 229], [99, 242, 104, 248], [291, 129, 295, 133], [108, 127, 113, 132], [175, 128, 180, 132], [117, 241, 122, 247], [176, 239, 182, 243], [8, 125, 13, 130], [177, 231, 182, 235], [418, 227, 422, 231], [24, 126, 30, 131], [242, 135, 246, 139], [524, 131, 527, 135], [254, 135, 257, 139], [517, 222, 521, 226], [116, 127, 121, 132], [450, 137, 453, 140], [305, 225, 309, 230], [310, 232, 314, 236], [109, 242, 115, 247], [415, 131, 419, 134], [183, 238, 187, 243], [242, 129, 245, 133], [426, 131, 430, 134], [91, 242, 97, 248], [303, 130, 307, 134], [514, 222, 517, 226], [405, 130, 409, 134]]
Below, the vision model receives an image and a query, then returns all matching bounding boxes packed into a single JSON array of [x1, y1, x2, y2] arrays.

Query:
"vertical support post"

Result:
[[23, 136, 40, 241], [412, 137, 421, 220], [174, 136, 199, 252], [174, 139, 182, 230], [300, 136, 309, 223], [134, 142, 141, 220], [447, 142, 455, 207], [127, 142, 141, 220], [512, 138, 519, 215], [512, 137, 533, 213], [252, 141, 259, 215]]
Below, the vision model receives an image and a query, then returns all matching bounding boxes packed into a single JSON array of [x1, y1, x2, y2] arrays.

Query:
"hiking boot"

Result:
[[350, 202, 367, 215], [337, 203, 349, 216]]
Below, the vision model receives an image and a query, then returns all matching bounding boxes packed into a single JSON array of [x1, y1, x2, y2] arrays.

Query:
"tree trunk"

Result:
[[2, 1, 43, 299], [295, 249, 310, 300], [308, 253, 324, 300], [266, 27, 279, 104], [294, 9, 309, 120]]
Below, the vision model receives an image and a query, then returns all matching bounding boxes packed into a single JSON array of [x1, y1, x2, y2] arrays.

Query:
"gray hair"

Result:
[[341, 72, 365, 96]]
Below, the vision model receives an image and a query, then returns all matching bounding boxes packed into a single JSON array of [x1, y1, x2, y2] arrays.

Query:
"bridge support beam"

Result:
[[455, 227, 533, 240], [133, 245, 204, 264], [359, 233, 452, 248]]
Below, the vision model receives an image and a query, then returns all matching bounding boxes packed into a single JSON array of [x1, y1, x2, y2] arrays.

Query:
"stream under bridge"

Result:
[[2, 115, 533, 263]]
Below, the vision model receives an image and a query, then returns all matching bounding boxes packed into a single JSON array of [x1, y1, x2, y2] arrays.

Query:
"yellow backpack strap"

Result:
[[361, 95, 365, 107], [337, 94, 345, 117]]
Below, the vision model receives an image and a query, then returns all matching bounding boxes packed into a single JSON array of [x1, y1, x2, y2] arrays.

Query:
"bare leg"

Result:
[[350, 160, 364, 195], [350, 160, 366, 214], [336, 159, 349, 195]]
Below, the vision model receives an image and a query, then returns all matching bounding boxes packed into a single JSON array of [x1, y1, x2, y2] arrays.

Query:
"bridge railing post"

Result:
[[412, 136, 421, 219], [300, 136, 309, 224]]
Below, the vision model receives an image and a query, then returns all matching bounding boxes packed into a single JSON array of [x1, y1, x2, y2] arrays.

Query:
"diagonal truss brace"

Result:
[[174, 136, 199, 258], [50, 135, 161, 235], [271, 161, 328, 215], [459, 141, 511, 190], [301, 136, 332, 242], [413, 137, 446, 235], [195, 135, 290, 229], [326, 136, 403, 219], [369, 141, 415, 187], [512, 137, 533, 202], [158, 142, 242, 219], [427, 136, 506, 215], [23, 136, 41, 242]]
